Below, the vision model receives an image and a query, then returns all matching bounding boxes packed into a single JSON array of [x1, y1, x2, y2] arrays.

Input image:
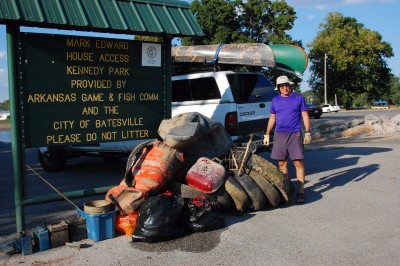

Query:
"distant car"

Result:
[[321, 104, 340, 113], [0, 109, 10, 120], [306, 104, 322, 119]]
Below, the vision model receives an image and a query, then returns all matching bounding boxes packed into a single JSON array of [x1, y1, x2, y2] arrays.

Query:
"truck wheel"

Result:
[[38, 148, 67, 172]]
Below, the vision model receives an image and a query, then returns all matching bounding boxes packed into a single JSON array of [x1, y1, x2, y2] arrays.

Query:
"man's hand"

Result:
[[263, 135, 270, 146], [303, 132, 312, 145]]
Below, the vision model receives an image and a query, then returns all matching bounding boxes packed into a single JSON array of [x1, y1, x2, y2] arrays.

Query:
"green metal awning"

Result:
[[0, 0, 204, 37]]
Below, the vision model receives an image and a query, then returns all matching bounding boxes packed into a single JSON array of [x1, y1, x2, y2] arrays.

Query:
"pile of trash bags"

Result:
[[105, 112, 294, 242]]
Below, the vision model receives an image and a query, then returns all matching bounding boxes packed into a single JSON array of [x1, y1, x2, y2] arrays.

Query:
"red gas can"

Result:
[[186, 157, 227, 194]]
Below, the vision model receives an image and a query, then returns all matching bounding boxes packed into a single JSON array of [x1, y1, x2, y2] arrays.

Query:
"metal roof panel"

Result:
[[0, 0, 21, 20], [116, 1, 146, 32], [18, 0, 44, 22], [0, 0, 204, 37], [60, 0, 88, 27], [135, 3, 163, 33], [40, 0, 67, 24], [99, 0, 128, 30], [80, 0, 109, 28]]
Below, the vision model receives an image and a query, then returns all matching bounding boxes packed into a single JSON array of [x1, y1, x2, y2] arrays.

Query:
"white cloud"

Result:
[[286, 0, 393, 8], [0, 68, 9, 102], [344, 0, 393, 4], [0, 50, 6, 60], [307, 15, 316, 20], [315, 4, 329, 10]]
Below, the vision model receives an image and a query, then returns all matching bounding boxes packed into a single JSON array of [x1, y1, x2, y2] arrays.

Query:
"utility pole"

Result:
[[324, 53, 327, 104]]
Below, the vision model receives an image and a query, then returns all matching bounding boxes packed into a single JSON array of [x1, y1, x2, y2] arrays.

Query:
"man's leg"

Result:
[[293, 159, 305, 193], [278, 160, 289, 178], [293, 159, 305, 203]]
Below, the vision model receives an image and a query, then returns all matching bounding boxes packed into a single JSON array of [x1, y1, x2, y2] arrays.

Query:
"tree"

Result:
[[236, 0, 297, 45], [1, 99, 10, 110], [182, 0, 299, 45], [389, 75, 400, 105], [134, 35, 163, 43], [181, 0, 240, 45], [308, 12, 393, 109]]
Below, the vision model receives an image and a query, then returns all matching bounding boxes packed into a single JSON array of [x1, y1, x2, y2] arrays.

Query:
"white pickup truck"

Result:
[[321, 104, 340, 113]]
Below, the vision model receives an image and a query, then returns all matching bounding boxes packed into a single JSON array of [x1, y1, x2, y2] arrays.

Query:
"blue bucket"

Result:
[[76, 207, 116, 242]]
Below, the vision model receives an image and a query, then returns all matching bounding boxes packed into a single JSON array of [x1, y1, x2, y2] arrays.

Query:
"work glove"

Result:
[[263, 135, 270, 146], [303, 132, 312, 145]]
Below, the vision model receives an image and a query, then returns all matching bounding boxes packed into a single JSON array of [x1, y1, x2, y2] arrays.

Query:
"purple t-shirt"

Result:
[[270, 92, 307, 133]]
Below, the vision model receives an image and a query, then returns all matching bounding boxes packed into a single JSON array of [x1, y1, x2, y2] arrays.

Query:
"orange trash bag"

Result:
[[115, 212, 139, 236]]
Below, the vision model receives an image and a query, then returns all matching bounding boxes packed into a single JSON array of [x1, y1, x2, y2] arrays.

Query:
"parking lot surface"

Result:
[[1, 135, 400, 265]]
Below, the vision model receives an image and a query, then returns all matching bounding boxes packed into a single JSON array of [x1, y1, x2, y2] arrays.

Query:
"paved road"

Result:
[[317, 108, 400, 121], [1, 110, 400, 265]]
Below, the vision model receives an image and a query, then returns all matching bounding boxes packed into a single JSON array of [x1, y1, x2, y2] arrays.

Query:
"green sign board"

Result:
[[18, 33, 170, 148]]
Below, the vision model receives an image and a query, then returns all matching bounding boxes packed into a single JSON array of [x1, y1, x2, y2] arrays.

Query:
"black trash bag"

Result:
[[183, 195, 225, 232], [132, 193, 185, 243]]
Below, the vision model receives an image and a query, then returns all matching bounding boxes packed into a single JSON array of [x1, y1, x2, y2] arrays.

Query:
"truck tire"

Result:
[[247, 170, 281, 207], [38, 148, 67, 172], [232, 172, 266, 211], [225, 175, 251, 212]]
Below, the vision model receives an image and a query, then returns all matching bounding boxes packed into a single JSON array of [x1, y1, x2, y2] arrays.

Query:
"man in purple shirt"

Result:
[[264, 76, 311, 203]]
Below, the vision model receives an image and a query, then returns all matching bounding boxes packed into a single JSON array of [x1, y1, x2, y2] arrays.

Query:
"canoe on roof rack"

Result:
[[269, 44, 308, 75], [171, 43, 308, 75]]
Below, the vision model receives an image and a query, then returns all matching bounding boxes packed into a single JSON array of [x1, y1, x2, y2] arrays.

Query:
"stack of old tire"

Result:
[[221, 149, 295, 212]]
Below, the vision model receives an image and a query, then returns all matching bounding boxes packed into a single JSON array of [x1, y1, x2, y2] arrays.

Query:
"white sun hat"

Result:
[[275, 75, 294, 90]]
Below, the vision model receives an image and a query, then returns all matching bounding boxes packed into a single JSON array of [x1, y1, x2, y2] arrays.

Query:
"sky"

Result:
[[0, 0, 399, 102]]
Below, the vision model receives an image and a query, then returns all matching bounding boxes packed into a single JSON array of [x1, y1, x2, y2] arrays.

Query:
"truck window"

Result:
[[227, 73, 276, 103], [172, 80, 192, 102], [172, 77, 221, 102]]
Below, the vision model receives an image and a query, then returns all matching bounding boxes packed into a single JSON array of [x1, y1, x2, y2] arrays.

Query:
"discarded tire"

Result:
[[225, 175, 251, 211], [244, 154, 294, 203], [232, 172, 265, 211], [231, 151, 294, 203], [167, 181, 207, 198], [210, 185, 233, 213], [247, 170, 281, 207]]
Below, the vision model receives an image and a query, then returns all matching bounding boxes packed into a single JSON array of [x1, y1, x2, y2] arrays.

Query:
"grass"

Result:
[[340, 126, 374, 138], [0, 120, 11, 130]]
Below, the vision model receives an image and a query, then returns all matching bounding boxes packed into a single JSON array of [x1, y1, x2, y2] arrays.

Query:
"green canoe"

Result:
[[171, 43, 308, 75]]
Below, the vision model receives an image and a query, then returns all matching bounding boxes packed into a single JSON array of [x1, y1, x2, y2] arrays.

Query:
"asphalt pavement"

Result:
[[1, 134, 400, 265]]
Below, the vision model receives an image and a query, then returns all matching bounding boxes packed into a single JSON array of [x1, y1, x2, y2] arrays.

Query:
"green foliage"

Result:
[[301, 90, 322, 105], [134, 35, 163, 43], [0, 99, 10, 110], [236, 0, 297, 44], [182, 0, 240, 45], [353, 93, 369, 108], [307, 12, 394, 109], [390, 75, 400, 105], [183, 0, 299, 46]]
